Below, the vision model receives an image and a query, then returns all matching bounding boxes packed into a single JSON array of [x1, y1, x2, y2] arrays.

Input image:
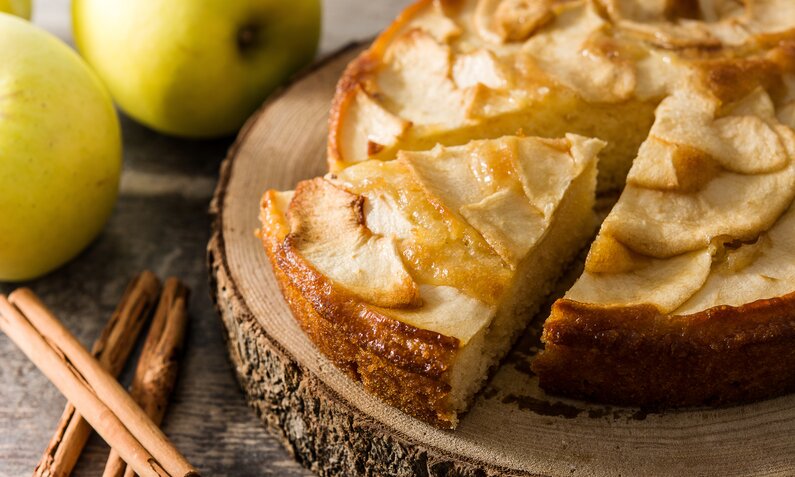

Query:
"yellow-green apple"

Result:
[[0, 0, 31, 19], [0, 14, 121, 281], [72, 0, 321, 138]]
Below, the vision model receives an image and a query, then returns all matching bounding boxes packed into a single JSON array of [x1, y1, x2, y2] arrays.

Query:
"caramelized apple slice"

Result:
[[285, 178, 420, 308], [675, 204, 795, 314], [567, 247, 712, 313]]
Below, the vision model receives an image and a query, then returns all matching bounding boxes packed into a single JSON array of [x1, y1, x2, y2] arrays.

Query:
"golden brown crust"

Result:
[[260, 192, 460, 428], [326, 51, 378, 169], [326, 0, 431, 170], [692, 43, 795, 103], [533, 294, 795, 407]]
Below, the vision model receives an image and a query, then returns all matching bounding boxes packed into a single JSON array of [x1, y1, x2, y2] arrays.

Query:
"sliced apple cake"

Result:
[[260, 135, 602, 427], [258, 0, 795, 427]]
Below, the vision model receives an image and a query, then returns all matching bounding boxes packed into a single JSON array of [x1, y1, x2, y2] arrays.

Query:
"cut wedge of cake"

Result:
[[533, 80, 795, 407], [259, 135, 603, 427]]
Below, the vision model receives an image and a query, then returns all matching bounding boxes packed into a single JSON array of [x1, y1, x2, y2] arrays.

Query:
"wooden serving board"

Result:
[[208, 44, 795, 477]]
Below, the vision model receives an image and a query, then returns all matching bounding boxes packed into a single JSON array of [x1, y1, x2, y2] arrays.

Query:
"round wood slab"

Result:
[[208, 44, 795, 477]]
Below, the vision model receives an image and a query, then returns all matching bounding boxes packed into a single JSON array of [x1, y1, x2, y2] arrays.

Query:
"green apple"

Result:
[[0, 14, 121, 281], [0, 0, 31, 19], [72, 0, 321, 138]]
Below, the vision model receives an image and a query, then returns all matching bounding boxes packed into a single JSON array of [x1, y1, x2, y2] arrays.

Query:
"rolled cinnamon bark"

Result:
[[33, 271, 161, 477], [0, 296, 167, 477], [1, 289, 199, 477], [103, 278, 190, 477]]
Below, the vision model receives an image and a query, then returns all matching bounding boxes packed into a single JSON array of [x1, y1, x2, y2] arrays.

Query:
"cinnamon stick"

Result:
[[0, 296, 169, 477], [34, 271, 161, 477], [103, 278, 190, 477], [3, 289, 199, 477]]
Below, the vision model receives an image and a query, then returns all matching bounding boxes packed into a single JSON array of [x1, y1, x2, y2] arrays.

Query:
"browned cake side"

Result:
[[259, 191, 461, 428], [533, 296, 795, 407]]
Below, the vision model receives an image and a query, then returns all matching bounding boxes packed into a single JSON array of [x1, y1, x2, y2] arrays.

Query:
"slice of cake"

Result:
[[259, 134, 603, 427], [533, 82, 795, 406]]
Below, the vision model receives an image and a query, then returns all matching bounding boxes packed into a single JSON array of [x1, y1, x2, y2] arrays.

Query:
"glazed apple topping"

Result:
[[273, 135, 600, 343], [285, 178, 421, 309], [336, 0, 660, 169], [599, 0, 795, 48], [571, 84, 795, 314], [475, 0, 555, 43]]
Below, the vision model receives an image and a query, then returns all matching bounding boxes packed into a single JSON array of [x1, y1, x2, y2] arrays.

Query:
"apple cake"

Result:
[[259, 0, 795, 427], [260, 135, 602, 427]]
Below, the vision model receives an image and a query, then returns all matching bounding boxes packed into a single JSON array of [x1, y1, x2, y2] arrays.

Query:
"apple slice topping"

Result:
[[285, 178, 421, 309], [402, 138, 544, 268], [336, 86, 410, 166], [460, 189, 547, 266], [402, 135, 602, 268], [602, 0, 795, 49], [335, 158, 512, 305], [675, 203, 795, 314], [514, 134, 604, 215], [474, 0, 554, 44], [409, 1, 463, 43], [382, 284, 495, 345], [603, 86, 795, 259], [575, 80, 795, 314], [522, 1, 639, 102], [649, 87, 788, 175], [568, 247, 713, 314], [379, 29, 466, 127]]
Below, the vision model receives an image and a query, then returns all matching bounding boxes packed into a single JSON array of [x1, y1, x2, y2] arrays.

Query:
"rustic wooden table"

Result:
[[0, 1, 411, 475]]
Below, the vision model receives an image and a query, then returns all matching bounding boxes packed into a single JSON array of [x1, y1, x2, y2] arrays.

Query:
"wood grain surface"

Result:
[[209, 44, 795, 477]]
